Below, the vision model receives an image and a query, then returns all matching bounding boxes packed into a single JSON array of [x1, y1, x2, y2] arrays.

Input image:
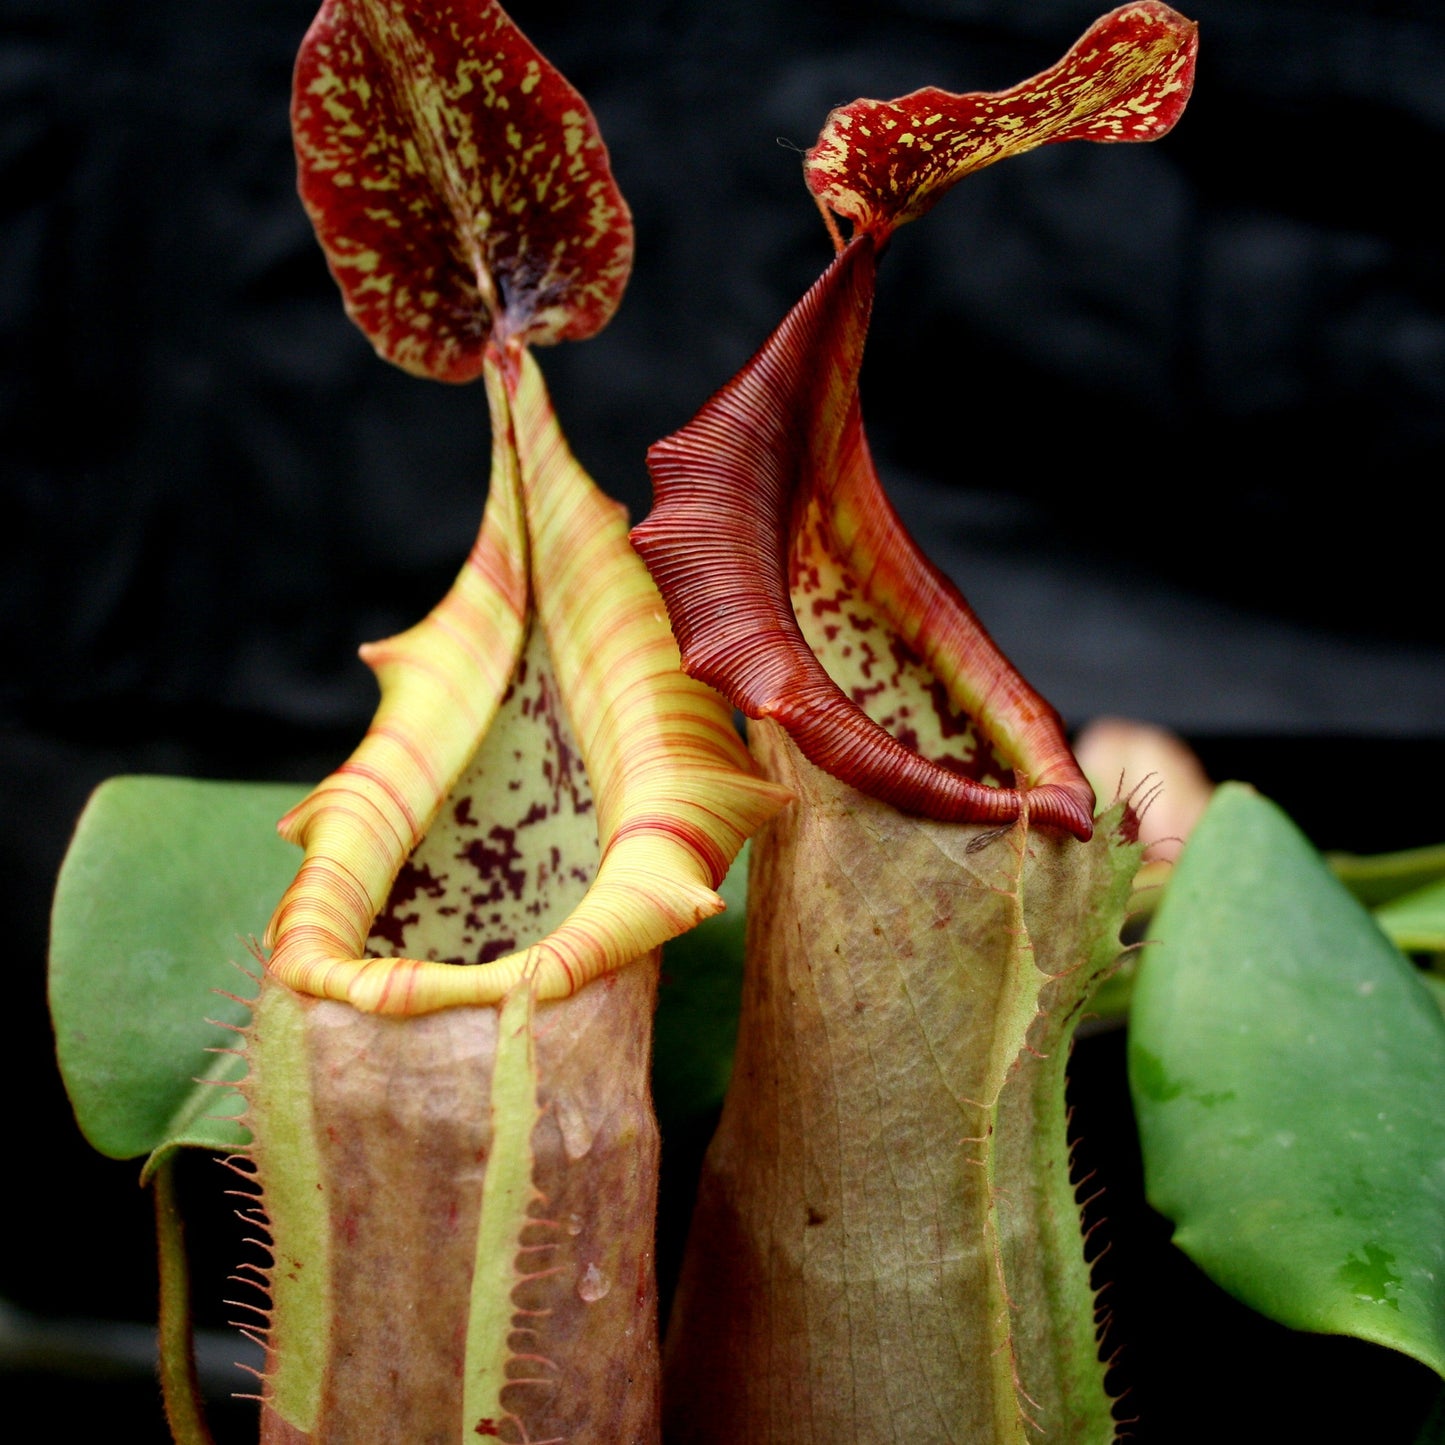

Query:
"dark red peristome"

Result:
[[292, 0, 632, 380], [634, 237, 1094, 840], [805, 2, 1198, 240]]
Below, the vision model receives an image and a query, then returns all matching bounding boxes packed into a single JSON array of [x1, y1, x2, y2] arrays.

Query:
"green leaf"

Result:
[[1330, 842, 1445, 910], [50, 776, 306, 1165], [1375, 878, 1445, 953], [653, 844, 748, 1123], [1130, 782, 1445, 1377]]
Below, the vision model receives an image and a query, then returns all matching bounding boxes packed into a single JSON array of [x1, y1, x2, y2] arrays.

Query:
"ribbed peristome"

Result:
[[264, 343, 789, 1014]]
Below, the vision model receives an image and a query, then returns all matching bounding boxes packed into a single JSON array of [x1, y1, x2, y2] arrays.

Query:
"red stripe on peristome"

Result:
[[609, 815, 733, 889], [333, 760, 423, 844], [363, 627, 501, 718], [362, 721, 444, 805]]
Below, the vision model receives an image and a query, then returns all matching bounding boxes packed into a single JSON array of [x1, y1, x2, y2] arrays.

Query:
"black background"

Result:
[[4, 1, 1444, 1439]]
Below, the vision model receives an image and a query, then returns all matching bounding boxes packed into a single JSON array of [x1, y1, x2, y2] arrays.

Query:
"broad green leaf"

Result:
[[50, 775, 306, 1164], [1131, 783, 1445, 1376], [1375, 878, 1445, 953], [653, 844, 749, 1123]]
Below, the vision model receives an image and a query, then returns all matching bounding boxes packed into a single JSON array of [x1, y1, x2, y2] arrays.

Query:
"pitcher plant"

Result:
[[633, 6, 1196, 1440], [53, 1, 790, 1441], [56, 4, 1445, 1443]]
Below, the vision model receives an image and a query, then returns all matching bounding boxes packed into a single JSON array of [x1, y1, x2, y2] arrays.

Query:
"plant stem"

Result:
[[155, 1154, 216, 1445]]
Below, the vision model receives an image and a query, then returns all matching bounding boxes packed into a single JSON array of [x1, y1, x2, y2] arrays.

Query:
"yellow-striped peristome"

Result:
[[264, 341, 790, 1014]]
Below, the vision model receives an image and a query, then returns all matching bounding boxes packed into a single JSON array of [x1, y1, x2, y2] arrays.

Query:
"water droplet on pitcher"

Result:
[[565, 1212, 583, 1236], [577, 1263, 610, 1303]]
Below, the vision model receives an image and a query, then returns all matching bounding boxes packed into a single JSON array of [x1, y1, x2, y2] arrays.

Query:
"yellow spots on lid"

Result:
[[336, 247, 381, 274], [356, 270, 394, 297], [898, 133, 916, 147], [296, 0, 634, 359], [586, 192, 621, 238], [482, 60, 508, 109], [308, 64, 343, 98], [922, 112, 942, 125], [560, 110, 586, 158]]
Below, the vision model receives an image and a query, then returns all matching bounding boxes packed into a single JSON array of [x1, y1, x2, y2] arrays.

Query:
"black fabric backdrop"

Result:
[[4, 1, 1444, 1439], [8, 0, 1445, 739]]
